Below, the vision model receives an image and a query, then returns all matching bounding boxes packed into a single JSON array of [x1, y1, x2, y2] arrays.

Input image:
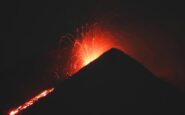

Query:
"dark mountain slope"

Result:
[[21, 48, 184, 115]]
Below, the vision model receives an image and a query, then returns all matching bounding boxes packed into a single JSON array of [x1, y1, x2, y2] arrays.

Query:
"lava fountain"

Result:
[[9, 23, 122, 115], [57, 23, 121, 77]]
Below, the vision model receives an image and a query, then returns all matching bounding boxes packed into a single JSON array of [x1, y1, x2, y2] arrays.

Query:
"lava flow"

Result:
[[9, 88, 54, 115], [9, 23, 121, 115]]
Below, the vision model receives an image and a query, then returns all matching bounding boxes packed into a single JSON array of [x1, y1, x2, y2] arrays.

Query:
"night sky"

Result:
[[2, 0, 185, 91]]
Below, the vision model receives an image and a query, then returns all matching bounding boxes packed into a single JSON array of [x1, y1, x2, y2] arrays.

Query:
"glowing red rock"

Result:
[[9, 88, 54, 115], [61, 23, 121, 76]]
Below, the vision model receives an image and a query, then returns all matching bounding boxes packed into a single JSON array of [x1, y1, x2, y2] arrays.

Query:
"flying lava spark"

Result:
[[9, 23, 121, 115], [56, 23, 121, 77]]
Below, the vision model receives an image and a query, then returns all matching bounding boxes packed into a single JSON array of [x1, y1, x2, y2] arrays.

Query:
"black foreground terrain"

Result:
[[21, 48, 185, 115]]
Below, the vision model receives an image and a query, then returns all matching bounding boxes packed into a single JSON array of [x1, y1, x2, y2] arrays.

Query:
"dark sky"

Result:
[[1, 1, 185, 114], [2, 0, 185, 87]]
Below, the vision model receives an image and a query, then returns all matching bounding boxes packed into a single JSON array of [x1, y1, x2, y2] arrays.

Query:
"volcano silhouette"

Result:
[[21, 48, 184, 115]]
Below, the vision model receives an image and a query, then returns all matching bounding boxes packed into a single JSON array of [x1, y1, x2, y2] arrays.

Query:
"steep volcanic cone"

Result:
[[20, 48, 184, 115]]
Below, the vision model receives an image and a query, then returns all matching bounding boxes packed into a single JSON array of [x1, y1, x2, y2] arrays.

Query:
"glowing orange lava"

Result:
[[63, 23, 121, 76], [9, 88, 54, 115]]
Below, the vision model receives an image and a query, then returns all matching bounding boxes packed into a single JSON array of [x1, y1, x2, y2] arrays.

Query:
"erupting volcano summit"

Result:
[[9, 23, 122, 115]]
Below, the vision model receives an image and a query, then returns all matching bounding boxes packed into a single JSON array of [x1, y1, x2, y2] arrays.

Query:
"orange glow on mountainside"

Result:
[[9, 88, 54, 115]]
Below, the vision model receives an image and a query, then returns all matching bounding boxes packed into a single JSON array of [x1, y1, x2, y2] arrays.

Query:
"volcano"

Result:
[[19, 48, 184, 115]]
